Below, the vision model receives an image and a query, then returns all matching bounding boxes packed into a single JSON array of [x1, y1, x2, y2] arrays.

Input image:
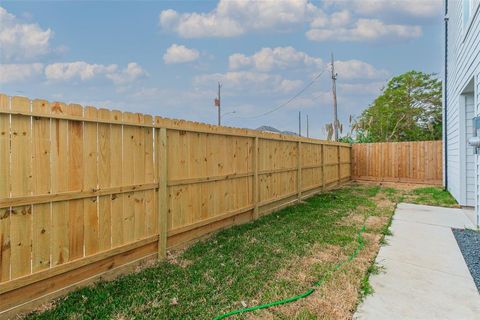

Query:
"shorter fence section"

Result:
[[352, 141, 442, 185]]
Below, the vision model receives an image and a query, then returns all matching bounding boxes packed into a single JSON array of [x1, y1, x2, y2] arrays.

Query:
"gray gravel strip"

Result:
[[453, 228, 480, 291]]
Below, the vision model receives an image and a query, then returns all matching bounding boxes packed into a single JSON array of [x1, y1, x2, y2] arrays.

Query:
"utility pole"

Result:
[[298, 111, 302, 136], [330, 53, 339, 141], [306, 114, 309, 138], [214, 82, 222, 126]]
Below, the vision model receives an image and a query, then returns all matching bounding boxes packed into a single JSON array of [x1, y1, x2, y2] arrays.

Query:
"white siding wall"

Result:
[[466, 95, 475, 206], [446, 0, 480, 210], [476, 78, 480, 225]]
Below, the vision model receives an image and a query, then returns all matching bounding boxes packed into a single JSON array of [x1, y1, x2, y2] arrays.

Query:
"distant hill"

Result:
[[256, 126, 298, 136]]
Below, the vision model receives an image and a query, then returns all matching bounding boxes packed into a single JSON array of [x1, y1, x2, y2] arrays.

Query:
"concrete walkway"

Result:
[[355, 203, 480, 320]]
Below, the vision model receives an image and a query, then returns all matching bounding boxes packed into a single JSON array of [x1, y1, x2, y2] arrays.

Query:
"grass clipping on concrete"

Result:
[[26, 183, 456, 320]]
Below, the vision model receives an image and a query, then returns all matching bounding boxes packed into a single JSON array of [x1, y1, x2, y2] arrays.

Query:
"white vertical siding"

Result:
[[476, 76, 480, 225], [446, 0, 480, 209], [465, 95, 475, 206]]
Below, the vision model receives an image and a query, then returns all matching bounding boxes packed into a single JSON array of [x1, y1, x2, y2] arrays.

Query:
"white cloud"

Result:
[[194, 71, 303, 94], [334, 59, 390, 80], [163, 44, 200, 64], [0, 63, 44, 83], [310, 9, 351, 28], [306, 18, 422, 42], [159, 0, 318, 38], [158, 0, 426, 42], [324, 0, 442, 18], [229, 47, 323, 72], [0, 7, 52, 61], [106, 62, 147, 84], [228, 46, 388, 80], [44, 61, 146, 84], [45, 61, 117, 81]]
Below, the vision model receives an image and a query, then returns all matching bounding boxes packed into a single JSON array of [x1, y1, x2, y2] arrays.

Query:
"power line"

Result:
[[231, 69, 326, 120]]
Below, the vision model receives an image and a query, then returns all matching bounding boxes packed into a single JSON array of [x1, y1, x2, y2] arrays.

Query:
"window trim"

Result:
[[463, 0, 480, 41]]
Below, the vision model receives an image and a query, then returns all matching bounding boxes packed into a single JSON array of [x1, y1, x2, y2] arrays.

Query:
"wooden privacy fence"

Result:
[[0, 94, 351, 317], [351, 141, 442, 185]]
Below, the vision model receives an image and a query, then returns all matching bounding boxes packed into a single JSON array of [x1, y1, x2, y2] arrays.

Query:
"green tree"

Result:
[[354, 71, 442, 142]]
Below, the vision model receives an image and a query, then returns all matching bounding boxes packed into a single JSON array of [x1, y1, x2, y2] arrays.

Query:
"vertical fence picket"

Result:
[[122, 112, 135, 244], [253, 136, 259, 219], [10, 96, 32, 279], [157, 127, 167, 259], [321, 144, 325, 189], [98, 109, 112, 252], [84, 107, 99, 256], [337, 145, 341, 182], [31, 100, 51, 272], [0, 94, 10, 282], [144, 115, 155, 237], [133, 113, 146, 240], [110, 110, 123, 247], [67, 104, 84, 260], [297, 141, 302, 201], [50, 102, 69, 266]]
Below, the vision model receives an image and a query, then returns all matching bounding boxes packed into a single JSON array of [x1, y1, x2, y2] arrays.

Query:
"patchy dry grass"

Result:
[[25, 183, 455, 320]]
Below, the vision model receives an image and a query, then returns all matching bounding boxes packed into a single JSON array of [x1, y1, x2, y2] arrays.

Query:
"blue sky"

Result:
[[0, 0, 443, 138]]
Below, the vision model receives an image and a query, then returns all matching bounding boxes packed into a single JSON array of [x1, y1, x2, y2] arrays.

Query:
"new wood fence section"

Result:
[[0, 94, 351, 317], [351, 141, 442, 185]]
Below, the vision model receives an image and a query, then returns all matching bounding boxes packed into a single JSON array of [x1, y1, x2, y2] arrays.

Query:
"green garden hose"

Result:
[[213, 225, 366, 320]]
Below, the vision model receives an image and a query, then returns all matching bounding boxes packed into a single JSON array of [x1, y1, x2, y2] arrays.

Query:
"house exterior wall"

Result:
[[465, 95, 475, 206], [476, 78, 480, 225], [445, 0, 480, 212]]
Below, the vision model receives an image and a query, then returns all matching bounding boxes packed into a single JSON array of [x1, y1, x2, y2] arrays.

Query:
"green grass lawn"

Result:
[[404, 187, 458, 207], [26, 183, 456, 320]]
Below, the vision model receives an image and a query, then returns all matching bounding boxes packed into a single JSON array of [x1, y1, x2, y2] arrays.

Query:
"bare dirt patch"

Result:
[[365, 216, 388, 230], [248, 188, 393, 320], [249, 231, 382, 320], [339, 212, 365, 227], [166, 249, 192, 268], [352, 180, 438, 191]]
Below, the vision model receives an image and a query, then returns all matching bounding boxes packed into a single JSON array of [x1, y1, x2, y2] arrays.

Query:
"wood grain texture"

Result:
[[10, 97, 32, 280], [83, 107, 99, 256], [110, 110, 123, 247], [50, 102, 69, 266], [98, 109, 112, 252], [352, 141, 442, 185], [67, 104, 84, 261], [0, 93, 351, 315], [122, 113, 135, 244], [31, 100, 51, 273], [0, 95, 10, 282], [157, 127, 167, 259]]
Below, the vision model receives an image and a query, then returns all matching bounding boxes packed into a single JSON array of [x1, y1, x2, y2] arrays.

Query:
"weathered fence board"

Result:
[[0, 93, 351, 317], [351, 141, 442, 185]]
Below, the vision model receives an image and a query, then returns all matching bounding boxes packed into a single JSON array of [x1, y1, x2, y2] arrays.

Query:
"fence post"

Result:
[[157, 127, 168, 259], [253, 136, 259, 219], [337, 145, 341, 184], [349, 145, 353, 180], [321, 143, 325, 190], [297, 141, 302, 201]]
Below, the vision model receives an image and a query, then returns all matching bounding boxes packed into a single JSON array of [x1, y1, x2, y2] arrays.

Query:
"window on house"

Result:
[[464, 0, 470, 28], [462, 0, 480, 31], [464, 0, 480, 29]]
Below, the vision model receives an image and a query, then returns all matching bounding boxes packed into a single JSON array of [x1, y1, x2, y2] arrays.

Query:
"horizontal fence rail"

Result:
[[351, 141, 442, 185], [0, 94, 351, 317]]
